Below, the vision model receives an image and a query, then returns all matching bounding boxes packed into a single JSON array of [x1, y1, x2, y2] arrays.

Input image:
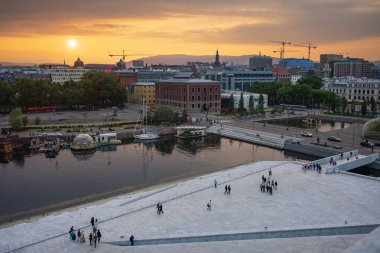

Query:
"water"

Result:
[[0, 135, 308, 219], [264, 118, 352, 132]]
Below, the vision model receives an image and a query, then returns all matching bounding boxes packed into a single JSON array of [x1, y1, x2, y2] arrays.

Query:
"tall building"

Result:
[[44, 66, 89, 84], [320, 54, 343, 78], [213, 49, 222, 70], [74, 57, 84, 68], [333, 58, 374, 78], [279, 58, 314, 70], [249, 55, 272, 70], [155, 79, 220, 113], [132, 82, 156, 109]]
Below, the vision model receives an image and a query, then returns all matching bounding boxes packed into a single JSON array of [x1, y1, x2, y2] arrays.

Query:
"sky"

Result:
[[0, 0, 379, 64]]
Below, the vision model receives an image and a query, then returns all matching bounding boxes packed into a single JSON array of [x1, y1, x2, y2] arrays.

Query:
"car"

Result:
[[301, 131, 313, 137], [360, 140, 374, 148], [327, 136, 341, 142]]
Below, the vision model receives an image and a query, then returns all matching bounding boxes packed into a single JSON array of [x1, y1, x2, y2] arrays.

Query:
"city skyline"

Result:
[[0, 0, 379, 64]]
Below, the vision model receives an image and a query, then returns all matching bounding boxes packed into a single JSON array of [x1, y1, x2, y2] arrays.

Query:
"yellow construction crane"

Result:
[[268, 41, 291, 59], [293, 43, 317, 60], [109, 49, 128, 61]]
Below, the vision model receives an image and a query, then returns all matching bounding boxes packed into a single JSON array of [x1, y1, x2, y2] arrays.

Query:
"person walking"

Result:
[[130, 235, 135, 246], [94, 219, 98, 228], [92, 225, 97, 235], [214, 179, 217, 188], [156, 202, 160, 214], [275, 181, 278, 190], [77, 229, 81, 242], [93, 234, 97, 248], [224, 185, 228, 194], [80, 231, 85, 243], [207, 200, 212, 210], [269, 168, 272, 176], [91, 217, 94, 226], [97, 230, 102, 243], [89, 233, 93, 245], [227, 185, 231, 195], [159, 203, 164, 214]]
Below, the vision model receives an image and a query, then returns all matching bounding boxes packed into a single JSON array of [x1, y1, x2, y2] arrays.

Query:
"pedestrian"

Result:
[[77, 229, 81, 242], [91, 217, 94, 226], [227, 185, 231, 195], [93, 225, 97, 235], [274, 181, 278, 190], [93, 233, 97, 248], [159, 203, 164, 214], [130, 235, 135, 246], [207, 200, 212, 210], [156, 202, 160, 214], [224, 185, 228, 194], [69, 226, 74, 233], [271, 180, 274, 188], [269, 168, 272, 176], [97, 230, 102, 243], [214, 179, 217, 188], [89, 233, 93, 245], [262, 175, 265, 182], [80, 231, 85, 243], [94, 219, 98, 228]]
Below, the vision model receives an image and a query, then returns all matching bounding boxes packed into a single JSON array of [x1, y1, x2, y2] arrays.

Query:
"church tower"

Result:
[[213, 49, 221, 69]]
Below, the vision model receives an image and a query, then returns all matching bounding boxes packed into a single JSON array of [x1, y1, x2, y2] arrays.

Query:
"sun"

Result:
[[67, 39, 77, 48]]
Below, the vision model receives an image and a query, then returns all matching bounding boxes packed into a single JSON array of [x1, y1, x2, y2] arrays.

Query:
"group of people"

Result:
[[303, 162, 322, 173], [224, 185, 231, 195], [68, 217, 102, 248], [156, 202, 164, 214], [260, 169, 277, 195]]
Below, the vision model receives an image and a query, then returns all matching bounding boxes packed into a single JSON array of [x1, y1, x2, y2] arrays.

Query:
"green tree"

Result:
[[370, 97, 377, 113], [228, 94, 235, 113], [239, 92, 244, 110], [34, 117, 41, 125], [22, 116, 29, 127], [248, 95, 254, 115], [351, 99, 356, 113], [258, 94, 265, 115], [180, 110, 188, 123], [296, 76, 323, 89], [341, 97, 348, 113], [157, 106, 174, 123], [0, 81, 15, 110], [362, 100, 367, 116], [9, 107, 23, 131]]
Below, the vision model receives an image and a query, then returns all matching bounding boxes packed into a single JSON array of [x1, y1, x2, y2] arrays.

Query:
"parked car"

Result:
[[301, 131, 313, 137], [327, 136, 341, 142], [360, 140, 374, 148]]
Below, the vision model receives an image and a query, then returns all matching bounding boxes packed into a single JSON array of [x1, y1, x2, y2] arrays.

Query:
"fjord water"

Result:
[[0, 135, 307, 219]]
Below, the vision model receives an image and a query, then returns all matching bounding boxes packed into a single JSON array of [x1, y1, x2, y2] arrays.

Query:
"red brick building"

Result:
[[111, 72, 138, 92], [155, 79, 221, 113]]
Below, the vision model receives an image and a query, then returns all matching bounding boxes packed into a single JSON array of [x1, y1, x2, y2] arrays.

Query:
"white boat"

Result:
[[134, 98, 160, 140], [94, 133, 122, 146], [175, 126, 207, 139]]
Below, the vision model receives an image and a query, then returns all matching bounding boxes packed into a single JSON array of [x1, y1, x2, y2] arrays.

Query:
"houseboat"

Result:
[[94, 133, 122, 146], [70, 134, 96, 151], [175, 126, 207, 139]]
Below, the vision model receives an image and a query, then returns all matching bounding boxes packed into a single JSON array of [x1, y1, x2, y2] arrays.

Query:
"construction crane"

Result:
[[109, 49, 128, 61], [273, 50, 299, 59], [293, 43, 317, 60], [268, 41, 291, 59]]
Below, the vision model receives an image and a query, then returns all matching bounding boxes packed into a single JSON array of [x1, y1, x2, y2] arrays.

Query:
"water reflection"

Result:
[[265, 118, 352, 132]]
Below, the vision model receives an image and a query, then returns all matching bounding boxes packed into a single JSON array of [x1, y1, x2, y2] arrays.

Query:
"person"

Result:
[[97, 230, 102, 243], [130, 235, 135, 246], [269, 168, 272, 176], [69, 226, 74, 233], [93, 234, 97, 248], [214, 179, 217, 188], [95, 219, 98, 228], [227, 185, 231, 195], [207, 200, 212, 210], [274, 181, 278, 190], [77, 229, 81, 242], [93, 225, 97, 235], [341, 153, 343, 159], [317, 136, 320, 143], [89, 233, 93, 245], [91, 217, 94, 226], [80, 231, 85, 243], [224, 185, 228, 194], [159, 203, 164, 214], [281, 134, 284, 138], [156, 202, 160, 214]]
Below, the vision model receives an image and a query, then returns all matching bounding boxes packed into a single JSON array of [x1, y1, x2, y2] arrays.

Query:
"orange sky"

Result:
[[0, 0, 379, 64]]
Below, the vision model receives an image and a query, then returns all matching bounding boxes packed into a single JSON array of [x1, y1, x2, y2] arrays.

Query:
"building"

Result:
[[323, 77, 380, 102], [137, 70, 177, 82], [155, 79, 220, 113], [320, 54, 343, 78], [44, 66, 89, 84], [221, 91, 268, 110], [213, 49, 222, 70], [272, 67, 291, 84], [279, 58, 314, 70], [290, 74, 302, 85], [333, 58, 374, 79], [132, 60, 144, 68], [73, 57, 84, 68], [249, 55, 272, 70], [204, 70, 275, 91], [131, 82, 155, 109], [85, 64, 115, 72]]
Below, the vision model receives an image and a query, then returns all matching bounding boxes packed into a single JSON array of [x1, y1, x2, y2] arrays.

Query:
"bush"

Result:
[[22, 116, 29, 127], [34, 117, 41, 125], [9, 108, 23, 131]]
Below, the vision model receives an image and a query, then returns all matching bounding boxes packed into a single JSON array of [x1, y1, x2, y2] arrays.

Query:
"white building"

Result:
[[221, 91, 268, 109], [44, 66, 90, 84], [323, 77, 380, 102], [290, 74, 302, 85]]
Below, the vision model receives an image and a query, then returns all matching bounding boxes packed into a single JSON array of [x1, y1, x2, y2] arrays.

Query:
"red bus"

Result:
[[27, 106, 57, 114]]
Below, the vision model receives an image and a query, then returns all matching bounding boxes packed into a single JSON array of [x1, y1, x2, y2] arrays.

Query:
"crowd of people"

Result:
[[260, 169, 278, 195], [303, 162, 322, 173], [68, 216, 102, 248]]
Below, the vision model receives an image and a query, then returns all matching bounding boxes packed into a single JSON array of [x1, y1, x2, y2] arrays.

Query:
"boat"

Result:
[[94, 133, 122, 147], [175, 126, 207, 139], [70, 134, 96, 151], [134, 98, 160, 140], [39, 133, 62, 153]]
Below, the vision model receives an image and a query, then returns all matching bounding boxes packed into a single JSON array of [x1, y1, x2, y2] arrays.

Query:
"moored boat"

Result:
[[94, 133, 122, 146], [175, 126, 207, 139]]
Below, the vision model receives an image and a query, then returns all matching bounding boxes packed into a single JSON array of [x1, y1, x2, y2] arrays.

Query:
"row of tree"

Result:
[[0, 72, 127, 111]]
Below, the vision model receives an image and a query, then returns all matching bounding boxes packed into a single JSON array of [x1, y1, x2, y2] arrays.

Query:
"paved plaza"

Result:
[[0, 159, 379, 253]]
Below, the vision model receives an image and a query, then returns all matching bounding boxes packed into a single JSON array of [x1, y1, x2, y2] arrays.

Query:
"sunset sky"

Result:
[[0, 0, 379, 64]]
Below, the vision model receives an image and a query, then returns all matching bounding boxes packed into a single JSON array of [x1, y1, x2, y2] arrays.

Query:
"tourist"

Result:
[[262, 175, 265, 182], [89, 233, 93, 245], [269, 168, 272, 176], [274, 181, 278, 190], [228, 185, 231, 195], [97, 230, 102, 243], [159, 203, 164, 214], [207, 200, 212, 210], [77, 229, 81, 242], [224, 185, 228, 194], [93, 234, 97, 248], [214, 179, 217, 188], [271, 180, 274, 188], [95, 219, 98, 228], [93, 225, 97, 235], [91, 217, 94, 226], [130, 235, 135, 246]]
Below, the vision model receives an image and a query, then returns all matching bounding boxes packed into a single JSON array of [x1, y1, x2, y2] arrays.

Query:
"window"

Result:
[[210, 87, 212, 92], [192, 88, 194, 92], [215, 95, 218, 99], [204, 88, 206, 93], [198, 96, 200, 101], [192, 96, 194, 101], [198, 88, 200, 92], [192, 104, 194, 108], [215, 103, 218, 107]]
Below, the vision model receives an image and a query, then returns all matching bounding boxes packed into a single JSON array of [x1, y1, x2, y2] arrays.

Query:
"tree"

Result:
[[296, 76, 323, 89], [228, 94, 235, 113], [9, 107, 23, 131], [370, 97, 377, 113], [362, 100, 367, 116], [351, 99, 356, 113], [157, 106, 174, 123], [22, 116, 29, 127], [180, 110, 188, 123], [258, 94, 265, 115], [341, 97, 348, 113], [248, 95, 254, 115], [239, 92, 244, 110]]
